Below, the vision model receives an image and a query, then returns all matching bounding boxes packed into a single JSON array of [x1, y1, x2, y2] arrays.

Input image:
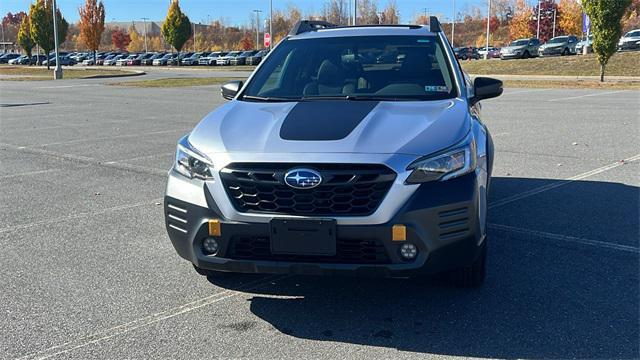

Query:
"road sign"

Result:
[[264, 33, 271, 48]]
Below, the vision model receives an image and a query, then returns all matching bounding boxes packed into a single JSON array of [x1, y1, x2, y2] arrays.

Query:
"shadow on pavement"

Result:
[[207, 177, 639, 358]]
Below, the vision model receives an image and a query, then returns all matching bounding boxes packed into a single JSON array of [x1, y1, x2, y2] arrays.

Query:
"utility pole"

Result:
[[141, 18, 149, 53], [52, 0, 62, 79], [552, 9, 557, 38], [536, 0, 541, 39], [1, 22, 5, 53], [253, 10, 262, 50], [193, 22, 196, 52], [354, 0, 357, 26], [269, 0, 273, 50], [452, 0, 456, 47], [485, 0, 491, 60]]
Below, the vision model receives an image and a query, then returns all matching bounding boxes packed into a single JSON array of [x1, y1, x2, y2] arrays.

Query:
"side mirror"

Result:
[[221, 80, 243, 100], [470, 77, 503, 106]]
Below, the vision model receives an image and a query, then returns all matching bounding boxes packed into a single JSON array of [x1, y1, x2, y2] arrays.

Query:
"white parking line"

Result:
[[501, 88, 553, 96], [0, 198, 163, 234], [38, 128, 189, 147], [547, 90, 628, 102], [15, 275, 289, 360], [489, 223, 639, 254], [490, 154, 640, 209], [0, 168, 63, 180]]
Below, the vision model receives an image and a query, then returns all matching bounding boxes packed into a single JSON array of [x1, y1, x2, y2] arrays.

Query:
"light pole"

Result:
[[485, 0, 491, 60], [536, 0, 541, 39], [253, 10, 262, 50], [452, 0, 456, 47], [193, 22, 196, 52], [52, 0, 62, 79], [552, 9, 557, 38], [269, 0, 273, 50], [141, 17, 149, 53], [354, 0, 357, 26]]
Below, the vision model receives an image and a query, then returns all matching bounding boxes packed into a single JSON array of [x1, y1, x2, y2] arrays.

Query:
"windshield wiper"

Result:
[[242, 95, 295, 102]]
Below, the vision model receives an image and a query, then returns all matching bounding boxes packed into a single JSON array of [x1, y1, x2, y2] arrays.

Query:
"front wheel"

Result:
[[446, 239, 487, 288], [562, 48, 569, 56], [522, 50, 530, 59]]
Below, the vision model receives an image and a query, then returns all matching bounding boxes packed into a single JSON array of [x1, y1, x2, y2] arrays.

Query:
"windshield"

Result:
[[510, 40, 529, 46], [242, 35, 457, 101], [548, 37, 567, 44], [626, 30, 640, 37]]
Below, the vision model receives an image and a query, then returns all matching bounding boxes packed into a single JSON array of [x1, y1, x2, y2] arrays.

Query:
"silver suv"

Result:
[[538, 35, 579, 56], [164, 18, 503, 287], [500, 38, 540, 59]]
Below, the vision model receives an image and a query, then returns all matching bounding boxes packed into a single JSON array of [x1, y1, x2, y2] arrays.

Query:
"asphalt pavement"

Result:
[[0, 72, 638, 359]]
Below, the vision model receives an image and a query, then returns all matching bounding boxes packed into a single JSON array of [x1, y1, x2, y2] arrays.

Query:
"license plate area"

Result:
[[270, 219, 336, 256]]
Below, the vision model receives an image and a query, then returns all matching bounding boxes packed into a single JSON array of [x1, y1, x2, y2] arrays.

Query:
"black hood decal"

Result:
[[280, 100, 379, 141]]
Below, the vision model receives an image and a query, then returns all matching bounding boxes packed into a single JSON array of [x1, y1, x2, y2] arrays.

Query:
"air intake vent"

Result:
[[438, 206, 469, 240], [166, 203, 188, 233]]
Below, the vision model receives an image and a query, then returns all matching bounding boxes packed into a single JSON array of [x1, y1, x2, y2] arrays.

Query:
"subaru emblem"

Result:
[[284, 168, 322, 189]]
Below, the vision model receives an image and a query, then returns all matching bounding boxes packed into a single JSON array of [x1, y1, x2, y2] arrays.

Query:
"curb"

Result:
[[82, 70, 146, 79]]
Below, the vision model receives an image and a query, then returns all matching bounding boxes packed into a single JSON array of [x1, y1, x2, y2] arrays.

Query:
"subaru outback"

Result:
[[164, 18, 503, 287]]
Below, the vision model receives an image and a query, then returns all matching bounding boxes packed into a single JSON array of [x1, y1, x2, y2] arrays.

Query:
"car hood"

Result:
[[502, 45, 526, 51], [541, 43, 564, 48], [188, 99, 470, 157]]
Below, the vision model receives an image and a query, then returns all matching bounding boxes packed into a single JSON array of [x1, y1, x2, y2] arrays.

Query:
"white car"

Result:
[[216, 51, 242, 65], [618, 29, 640, 51]]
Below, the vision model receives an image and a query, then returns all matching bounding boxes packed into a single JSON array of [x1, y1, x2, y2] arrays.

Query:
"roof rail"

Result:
[[289, 20, 337, 36], [430, 16, 441, 32]]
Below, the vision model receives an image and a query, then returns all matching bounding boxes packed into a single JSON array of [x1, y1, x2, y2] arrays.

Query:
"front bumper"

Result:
[[164, 172, 485, 277]]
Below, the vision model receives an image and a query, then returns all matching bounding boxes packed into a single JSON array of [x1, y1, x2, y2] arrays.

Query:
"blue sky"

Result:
[[1, 0, 495, 26]]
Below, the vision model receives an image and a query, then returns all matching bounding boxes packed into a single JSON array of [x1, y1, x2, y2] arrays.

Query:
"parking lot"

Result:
[[1, 73, 638, 359]]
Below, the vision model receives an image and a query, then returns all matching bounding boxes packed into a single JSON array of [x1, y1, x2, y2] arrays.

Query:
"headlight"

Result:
[[406, 139, 477, 183], [174, 135, 214, 180]]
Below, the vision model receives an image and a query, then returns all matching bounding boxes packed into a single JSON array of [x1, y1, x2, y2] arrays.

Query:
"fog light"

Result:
[[202, 237, 219, 255], [399, 243, 418, 260]]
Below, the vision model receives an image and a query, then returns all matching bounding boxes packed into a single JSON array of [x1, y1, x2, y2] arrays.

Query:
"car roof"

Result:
[[288, 25, 435, 40]]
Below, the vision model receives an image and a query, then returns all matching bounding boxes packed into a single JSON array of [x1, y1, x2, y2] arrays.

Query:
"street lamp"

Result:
[[484, 0, 491, 60], [253, 9, 262, 50], [536, 0, 541, 39], [452, 0, 456, 47], [52, 0, 62, 79], [141, 17, 149, 53]]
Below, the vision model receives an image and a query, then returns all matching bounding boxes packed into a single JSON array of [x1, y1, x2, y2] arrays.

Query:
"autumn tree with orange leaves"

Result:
[[78, 0, 105, 65], [509, 0, 533, 40]]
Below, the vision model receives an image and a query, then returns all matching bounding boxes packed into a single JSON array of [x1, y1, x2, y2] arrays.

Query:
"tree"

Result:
[[324, 0, 350, 25], [357, 0, 380, 25], [529, 0, 558, 42], [111, 28, 130, 51], [78, 0, 105, 65], [583, 0, 632, 81], [557, 0, 582, 36], [509, 0, 532, 40], [239, 33, 254, 50], [128, 25, 144, 52], [622, 0, 640, 32], [161, 0, 192, 64], [29, 0, 69, 70], [380, 0, 400, 24], [17, 15, 35, 65]]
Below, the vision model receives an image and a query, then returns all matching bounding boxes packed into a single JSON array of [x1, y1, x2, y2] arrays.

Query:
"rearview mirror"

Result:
[[221, 80, 243, 100], [470, 77, 503, 105]]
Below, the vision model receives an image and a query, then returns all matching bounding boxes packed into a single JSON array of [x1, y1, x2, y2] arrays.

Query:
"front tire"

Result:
[[562, 48, 569, 56], [447, 239, 487, 288]]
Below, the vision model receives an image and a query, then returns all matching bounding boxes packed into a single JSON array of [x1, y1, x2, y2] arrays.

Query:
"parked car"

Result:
[[182, 52, 209, 65], [104, 54, 126, 66], [8, 55, 27, 65], [0, 53, 21, 63], [116, 54, 137, 66], [538, 35, 578, 56], [618, 29, 640, 51], [43, 53, 76, 66], [141, 52, 165, 65], [477, 47, 500, 59], [216, 51, 242, 65], [128, 53, 154, 65], [246, 49, 268, 65], [229, 50, 258, 65], [167, 52, 193, 66], [454, 47, 480, 60], [576, 35, 593, 54], [153, 53, 175, 66], [96, 53, 117, 66], [165, 18, 503, 287], [500, 38, 540, 59], [199, 51, 228, 66]]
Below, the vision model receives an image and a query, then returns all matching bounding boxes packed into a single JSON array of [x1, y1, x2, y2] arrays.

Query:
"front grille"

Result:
[[220, 163, 396, 216], [229, 236, 390, 264]]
